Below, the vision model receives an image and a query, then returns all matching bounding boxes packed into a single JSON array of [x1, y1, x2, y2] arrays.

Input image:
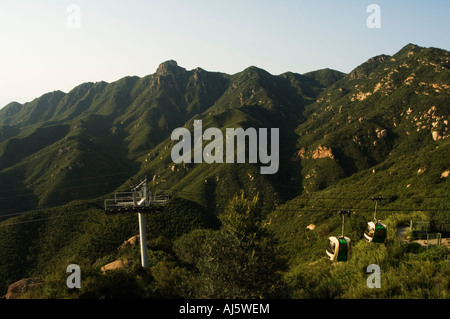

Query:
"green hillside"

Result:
[[0, 58, 332, 216], [0, 44, 449, 299]]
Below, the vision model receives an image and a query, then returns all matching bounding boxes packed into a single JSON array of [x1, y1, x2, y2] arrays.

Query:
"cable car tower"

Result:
[[364, 196, 387, 243], [326, 210, 352, 262], [104, 177, 172, 268]]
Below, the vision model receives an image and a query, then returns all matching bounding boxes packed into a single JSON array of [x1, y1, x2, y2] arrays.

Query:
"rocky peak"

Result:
[[151, 60, 188, 90], [156, 60, 185, 76], [394, 43, 423, 59], [348, 54, 390, 80], [366, 54, 390, 64]]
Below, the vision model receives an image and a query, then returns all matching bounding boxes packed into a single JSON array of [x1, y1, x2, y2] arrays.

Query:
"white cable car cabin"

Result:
[[326, 236, 351, 262], [364, 221, 387, 243]]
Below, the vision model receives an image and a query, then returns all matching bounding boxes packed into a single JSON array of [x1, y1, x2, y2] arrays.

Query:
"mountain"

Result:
[[290, 43, 449, 190], [0, 44, 449, 299], [0, 59, 341, 216], [0, 61, 230, 213], [266, 43, 450, 273]]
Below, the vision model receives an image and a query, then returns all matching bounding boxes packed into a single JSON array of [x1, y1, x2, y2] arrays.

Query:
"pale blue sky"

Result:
[[0, 0, 449, 108]]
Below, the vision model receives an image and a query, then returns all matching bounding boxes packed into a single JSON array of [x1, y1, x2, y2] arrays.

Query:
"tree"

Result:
[[178, 193, 288, 298]]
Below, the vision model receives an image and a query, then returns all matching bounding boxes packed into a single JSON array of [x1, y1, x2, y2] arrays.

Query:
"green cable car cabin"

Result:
[[365, 196, 387, 243], [326, 236, 351, 262], [364, 221, 387, 243], [326, 210, 352, 262]]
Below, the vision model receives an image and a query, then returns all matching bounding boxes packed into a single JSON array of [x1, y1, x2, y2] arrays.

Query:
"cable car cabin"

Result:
[[364, 221, 387, 243], [326, 236, 351, 262]]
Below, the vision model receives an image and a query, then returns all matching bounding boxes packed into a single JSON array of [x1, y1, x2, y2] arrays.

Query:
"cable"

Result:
[[0, 171, 133, 197], [0, 211, 91, 228], [1, 165, 448, 201], [1, 172, 448, 228], [1, 199, 447, 231], [272, 207, 449, 213], [2, 186, 446, 215], [0, 159, 448, 209]]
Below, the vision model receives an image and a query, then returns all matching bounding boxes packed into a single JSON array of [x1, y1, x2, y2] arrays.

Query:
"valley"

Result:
[[0, 43, 449, 299]]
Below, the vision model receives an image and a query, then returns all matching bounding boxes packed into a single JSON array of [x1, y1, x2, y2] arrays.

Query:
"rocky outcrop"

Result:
[[151, 60, 188, 90], [118, 235, 139, 251], [156, 60, 184, 76], [290, 147, 306, 161], [5, 278, 44, 299], [311, 145, 334, 159], [432, 130, 443, 141], [376, 128, 388, 138], [291, 145, 334, 161], [417, 167, 427, 174], [101, 259, 133, 272]]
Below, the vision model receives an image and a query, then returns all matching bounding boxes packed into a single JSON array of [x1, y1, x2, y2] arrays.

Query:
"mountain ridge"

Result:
[[0, 43, 449, 299], [0, 57, 345, 214], [0, 43, 449, 216]]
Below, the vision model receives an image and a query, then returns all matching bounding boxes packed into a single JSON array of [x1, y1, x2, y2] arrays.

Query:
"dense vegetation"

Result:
[[0, 43, 449, 299], [1, 193, 448, 299]]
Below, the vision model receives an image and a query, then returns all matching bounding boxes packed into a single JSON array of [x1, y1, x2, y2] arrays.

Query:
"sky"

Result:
[[0, 0, 449, 108]]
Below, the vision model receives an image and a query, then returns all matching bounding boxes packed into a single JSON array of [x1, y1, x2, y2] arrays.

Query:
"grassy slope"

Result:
[[0, 44, 449, 298]]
